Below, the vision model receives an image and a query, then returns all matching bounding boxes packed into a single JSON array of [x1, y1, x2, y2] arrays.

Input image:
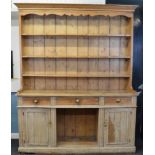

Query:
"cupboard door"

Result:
[[104, 108, 136, 146], [23, 108, 51, 147]]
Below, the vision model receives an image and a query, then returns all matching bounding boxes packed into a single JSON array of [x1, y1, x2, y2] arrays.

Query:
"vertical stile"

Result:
[[120, 16, 129, 90], [98, 109, 104, 146], [50, 109, 56, 146], [128, 17, 134, 90], [20, 15, 23, 89], [97, 17, 100, 90], [119, 16, 122, 90], [77, 16, 79, 91]]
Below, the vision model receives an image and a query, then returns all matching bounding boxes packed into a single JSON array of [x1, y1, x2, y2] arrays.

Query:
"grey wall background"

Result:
[[11, 92, 18, 133]]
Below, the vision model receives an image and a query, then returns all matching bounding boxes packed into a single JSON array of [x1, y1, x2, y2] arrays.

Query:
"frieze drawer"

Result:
[[22, 97, 50, 106], [104, 97, 132, 105], [56, 97, 99, 105]]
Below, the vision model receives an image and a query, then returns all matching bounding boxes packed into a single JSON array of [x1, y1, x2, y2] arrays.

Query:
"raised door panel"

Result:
[[104, 108, 135, 146], [23, 108, 50, 146]]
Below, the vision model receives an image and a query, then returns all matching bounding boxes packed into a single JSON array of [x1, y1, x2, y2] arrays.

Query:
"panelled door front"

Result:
[[23, 108, 51, 147], [104, 108, 135, 146]]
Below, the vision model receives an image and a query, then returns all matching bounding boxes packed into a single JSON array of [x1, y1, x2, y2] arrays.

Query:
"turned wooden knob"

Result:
[[48, 121, 52, 125], [116, 99, 121, 103], [33, 99, 39, 104], [75, 98, 80, 103]]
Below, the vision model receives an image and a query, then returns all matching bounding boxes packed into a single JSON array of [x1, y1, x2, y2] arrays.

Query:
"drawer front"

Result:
[[104, 97, 132, 105], [56, 97, 98, 105], [22, 97, 50, 106]]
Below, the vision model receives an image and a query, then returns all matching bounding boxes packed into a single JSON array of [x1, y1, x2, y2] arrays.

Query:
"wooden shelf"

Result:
[[22, 73, 130, 78], [17, 90, 138, 97], [18, 105, 137, 109], [57, 141, 97, 147], [21, 34, 131, 37], [22, 56, 130, 59]]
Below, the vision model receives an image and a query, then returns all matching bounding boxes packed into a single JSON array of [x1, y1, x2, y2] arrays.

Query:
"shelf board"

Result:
[[22, 56, 130, 59], [21, 34, 131, 37], [57, 141, 97, 147], [22, 73, 130, 78], [17, 90, 138, 97], [18, 105, 137, 109]]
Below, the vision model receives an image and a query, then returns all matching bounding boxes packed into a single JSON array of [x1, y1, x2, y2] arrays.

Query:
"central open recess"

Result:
[[57, 109, 98, 144]]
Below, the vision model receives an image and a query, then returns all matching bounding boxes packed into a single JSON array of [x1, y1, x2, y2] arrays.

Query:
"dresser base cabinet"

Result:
[[15, 3, 138, 154], [18, 96, 136, 154]]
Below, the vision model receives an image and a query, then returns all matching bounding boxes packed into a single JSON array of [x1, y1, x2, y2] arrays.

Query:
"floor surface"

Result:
[[11, 139, 143, 155]]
